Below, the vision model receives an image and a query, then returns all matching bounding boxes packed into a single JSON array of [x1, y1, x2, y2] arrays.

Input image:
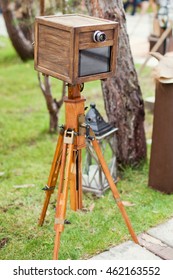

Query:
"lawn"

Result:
[[0, 36, 173, 260]]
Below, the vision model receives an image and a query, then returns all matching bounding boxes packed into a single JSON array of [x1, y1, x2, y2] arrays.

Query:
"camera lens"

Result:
[[93, 31, 106, 42]]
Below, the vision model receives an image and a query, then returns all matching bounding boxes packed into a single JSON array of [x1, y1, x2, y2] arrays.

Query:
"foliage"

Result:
[[0, 37, 173, 260], [41, 0, 83, 14]]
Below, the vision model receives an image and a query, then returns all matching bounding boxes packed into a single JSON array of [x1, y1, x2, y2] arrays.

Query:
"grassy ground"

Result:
[[137, 63, 155, 140], [0, 37, 173, 260]]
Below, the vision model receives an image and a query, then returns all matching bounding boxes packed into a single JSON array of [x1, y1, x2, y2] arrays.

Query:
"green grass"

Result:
[[0, 36, 173, 260]]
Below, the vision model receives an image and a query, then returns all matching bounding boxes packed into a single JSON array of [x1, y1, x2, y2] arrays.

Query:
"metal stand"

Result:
[[38, 84, 139, 260]]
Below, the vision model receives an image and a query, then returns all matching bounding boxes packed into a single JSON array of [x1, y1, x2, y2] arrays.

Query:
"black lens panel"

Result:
[[79, 46, 111, 77]]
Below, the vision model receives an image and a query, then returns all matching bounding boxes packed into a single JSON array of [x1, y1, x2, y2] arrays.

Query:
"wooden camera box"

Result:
[[34, 14, 118, 84]]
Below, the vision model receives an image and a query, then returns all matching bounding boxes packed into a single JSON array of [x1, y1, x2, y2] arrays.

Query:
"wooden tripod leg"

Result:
[[91, 137, 139, 244], [53, 142, 74, 260], [38, 130, 64, 226], [69, 150, 83, 211], [69, 151, 77, 211], [77, 149, 83, 209]]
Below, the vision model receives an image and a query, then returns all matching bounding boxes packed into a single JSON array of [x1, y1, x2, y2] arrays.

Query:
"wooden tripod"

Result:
[[38, 84, 139, 260]]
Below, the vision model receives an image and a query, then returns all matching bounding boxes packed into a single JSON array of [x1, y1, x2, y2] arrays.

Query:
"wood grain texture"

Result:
[[38, 133, 63, 226], [79, 29, 114, 45], [34, 14, 118, 84], [36, 14, 116, 28], [64, 97, 86, 150], [38, 24, 72, 77]]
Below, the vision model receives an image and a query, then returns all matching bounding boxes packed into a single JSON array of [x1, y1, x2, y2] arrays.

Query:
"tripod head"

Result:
[[66, 83, 84, 99]]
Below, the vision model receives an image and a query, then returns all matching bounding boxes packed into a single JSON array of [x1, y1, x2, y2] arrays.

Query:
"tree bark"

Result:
[[40, 0, 45, 16], [86, 0, 146, 166], [0, 0, 33, 61], [38, 74, 66, 133]]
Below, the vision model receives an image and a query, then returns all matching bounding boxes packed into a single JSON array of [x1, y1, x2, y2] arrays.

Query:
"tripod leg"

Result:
[[69, 151, 77, 211], [77, 149, 83, 209], [38, 130, 64, 226], [53, 142, 74, 260], [91, 137, 139, 244], [69, 149, 83, 211]]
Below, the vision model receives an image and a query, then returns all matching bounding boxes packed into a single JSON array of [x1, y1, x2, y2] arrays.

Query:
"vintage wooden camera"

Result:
[[34, 14, 118, 84], [35, 15, 139, 260]]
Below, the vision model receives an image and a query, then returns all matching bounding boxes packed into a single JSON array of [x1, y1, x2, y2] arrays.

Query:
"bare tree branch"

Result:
[[37, 73, 66, 132], [0, 0, 33, 61]]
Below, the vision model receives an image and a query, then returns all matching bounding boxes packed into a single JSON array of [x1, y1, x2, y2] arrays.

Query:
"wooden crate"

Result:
[[34, 14, 118, 84]]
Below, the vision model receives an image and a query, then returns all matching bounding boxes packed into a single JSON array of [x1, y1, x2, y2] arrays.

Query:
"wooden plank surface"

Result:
[[37, 24, 71, 78], [35, 14, 118, 84], [36, 14, 116, 28], [79, 29, 114, 45]]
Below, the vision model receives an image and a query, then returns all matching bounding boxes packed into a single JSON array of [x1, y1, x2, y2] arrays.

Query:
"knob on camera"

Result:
[[93, 30, 106, 42]]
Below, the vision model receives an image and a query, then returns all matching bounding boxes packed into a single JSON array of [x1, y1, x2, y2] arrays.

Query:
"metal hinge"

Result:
[[64, 130, 74, 144], [42, 185, 55, 191]]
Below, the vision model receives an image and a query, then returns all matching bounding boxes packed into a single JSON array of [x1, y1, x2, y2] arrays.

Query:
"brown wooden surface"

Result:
[[37, 24, 73, 79], [54, 142, 74, 259], [77, 149, 83, 209], [34, 21, 38, 71], [55, 143, 74, 230], [38, 132, 63, 226], [111, 27, 119, 73], [79, 40, 114, 50], [64, 86, 86, 149], [34, 14, 118, 84], [79, 29, 114, 45], [55, 144, 67, 226], [36, 14, 116, 28], [149, 82, 173, 193], [68, 84, 81, 99], [69, 152, 77, 211], [69, 150, 83, 211]]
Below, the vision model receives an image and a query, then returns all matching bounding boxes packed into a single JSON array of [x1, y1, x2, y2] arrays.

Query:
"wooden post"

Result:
[[64, 85, 86, 210], [139, 23, 173, 74]]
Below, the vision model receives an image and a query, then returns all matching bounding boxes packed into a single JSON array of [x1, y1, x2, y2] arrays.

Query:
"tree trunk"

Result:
[[86, 0, 146, 166], [0, 0, 33, 61], [38, 74, 66, 133]]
